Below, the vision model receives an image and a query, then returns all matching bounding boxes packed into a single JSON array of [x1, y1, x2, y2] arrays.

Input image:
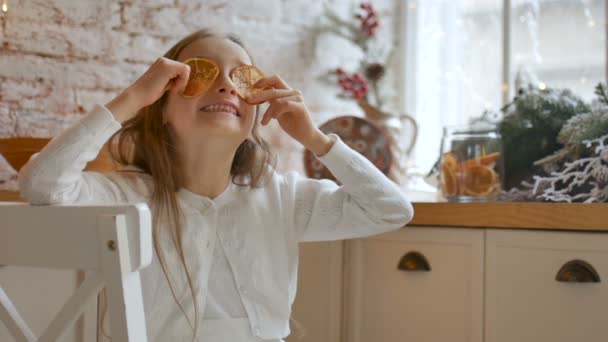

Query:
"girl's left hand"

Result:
[[245, 76, 334, 155]]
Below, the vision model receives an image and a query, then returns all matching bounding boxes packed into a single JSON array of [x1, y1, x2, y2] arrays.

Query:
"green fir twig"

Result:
[[594, 83, 608, 105]]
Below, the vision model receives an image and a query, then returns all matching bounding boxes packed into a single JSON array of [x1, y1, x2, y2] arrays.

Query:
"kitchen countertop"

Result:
[[2, 190, 606, 231]]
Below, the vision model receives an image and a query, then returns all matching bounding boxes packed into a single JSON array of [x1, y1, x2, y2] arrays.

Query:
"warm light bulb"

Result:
[[1, 1, 7, 13]]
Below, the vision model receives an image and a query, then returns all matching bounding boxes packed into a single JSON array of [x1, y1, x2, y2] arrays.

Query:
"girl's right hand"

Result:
[[106, 57, 191, 123], [129, 57, 191, 108]]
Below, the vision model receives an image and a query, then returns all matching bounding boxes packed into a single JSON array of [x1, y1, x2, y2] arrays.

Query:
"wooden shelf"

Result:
[[2, 190, 606, 231]]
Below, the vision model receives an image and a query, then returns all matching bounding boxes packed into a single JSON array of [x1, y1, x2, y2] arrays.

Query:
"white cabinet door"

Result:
[[344, 227, 484, 342], [486, 229, 608, 342], [287, 241, 343, 342]]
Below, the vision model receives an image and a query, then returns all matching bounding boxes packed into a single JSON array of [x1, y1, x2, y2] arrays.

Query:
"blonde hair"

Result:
[[100, 29, 276, 341]]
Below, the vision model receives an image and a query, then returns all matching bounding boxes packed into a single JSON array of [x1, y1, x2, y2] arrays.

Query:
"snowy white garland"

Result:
[[532, 134, 608, 203]]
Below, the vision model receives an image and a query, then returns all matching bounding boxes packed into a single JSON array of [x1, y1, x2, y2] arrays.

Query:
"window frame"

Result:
[[397, 0, 608, 170]]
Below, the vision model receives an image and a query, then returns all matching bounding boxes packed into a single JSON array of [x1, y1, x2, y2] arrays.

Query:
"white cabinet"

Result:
[[485, 229, 608, 342], [343, 227, 485, 342], [290, 227, 608, 342], [287, 241, 344, 342]]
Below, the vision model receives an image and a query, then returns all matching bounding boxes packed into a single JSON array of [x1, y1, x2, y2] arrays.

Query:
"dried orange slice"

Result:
[[459, 152, 501, 170], [442, 152, 458, 171], [230, 65, 265, 100], [441, 164, 459, 196], [181, 58, 220, 98], [462, 165, 498, 197]]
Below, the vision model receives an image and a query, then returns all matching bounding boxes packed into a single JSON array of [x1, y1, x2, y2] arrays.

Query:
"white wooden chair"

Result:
[[0, 202, 152, 342]]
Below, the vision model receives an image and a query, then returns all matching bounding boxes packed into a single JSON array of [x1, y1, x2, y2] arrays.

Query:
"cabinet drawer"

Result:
[[344, 227, 484, 342], [486, 229, 608, 342]]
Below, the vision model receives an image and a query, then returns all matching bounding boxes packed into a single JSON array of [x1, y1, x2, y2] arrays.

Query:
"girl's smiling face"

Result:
[[164, 36, 258, 145]]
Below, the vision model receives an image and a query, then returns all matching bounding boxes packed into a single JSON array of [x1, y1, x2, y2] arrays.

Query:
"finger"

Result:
[[247, 89, 301, 105], [254, 75, 290, 90], [173, 62, 191, 93], [261, 96, 302, 125], [260, 103, 278, 126], [154, 57, 189, 94], [166, 62, 190, 94], [163, 79, 174, 93]]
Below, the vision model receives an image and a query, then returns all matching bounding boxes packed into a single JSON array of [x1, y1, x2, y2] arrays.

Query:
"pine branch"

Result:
[[322, 3, 360, 36], [595, 83, 608, 105]]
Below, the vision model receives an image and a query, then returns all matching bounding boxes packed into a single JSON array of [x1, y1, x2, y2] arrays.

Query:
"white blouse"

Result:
[[205, 207, 248, 319]]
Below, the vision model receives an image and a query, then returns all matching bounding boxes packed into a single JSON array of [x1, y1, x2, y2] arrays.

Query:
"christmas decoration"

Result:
[[470, 83, 590, 189], [315, 2, 395, 109], [468, 83, 608, 203], [313, 2, 418, 184], [532, 134, 608, 203], [535, 95, 608, 169]]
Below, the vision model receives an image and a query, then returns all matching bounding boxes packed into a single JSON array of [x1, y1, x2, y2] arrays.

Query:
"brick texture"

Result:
[[0, 0, 399, 186]]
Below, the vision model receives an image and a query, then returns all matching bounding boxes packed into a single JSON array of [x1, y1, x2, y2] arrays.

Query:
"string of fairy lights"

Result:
[[0, 0, 8, 34], [1, 0, 7, 33]]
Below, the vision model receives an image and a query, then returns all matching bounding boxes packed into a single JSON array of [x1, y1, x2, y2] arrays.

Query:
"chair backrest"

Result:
[[0, 202, 152, 342]]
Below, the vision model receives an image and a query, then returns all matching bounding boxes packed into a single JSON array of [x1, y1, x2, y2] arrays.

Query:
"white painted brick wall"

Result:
[[0, 0, 400, 180]]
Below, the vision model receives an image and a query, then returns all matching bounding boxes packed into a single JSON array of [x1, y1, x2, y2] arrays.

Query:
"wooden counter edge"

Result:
[[410, 202, 608, 231], [0, 190, 25, 202]]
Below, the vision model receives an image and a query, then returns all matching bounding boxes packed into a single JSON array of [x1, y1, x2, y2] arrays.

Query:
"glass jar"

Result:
[[440, 126, 504, 202]]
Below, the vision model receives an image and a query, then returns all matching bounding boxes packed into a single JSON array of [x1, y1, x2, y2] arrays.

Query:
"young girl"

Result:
[[18, 29, 414, 342]]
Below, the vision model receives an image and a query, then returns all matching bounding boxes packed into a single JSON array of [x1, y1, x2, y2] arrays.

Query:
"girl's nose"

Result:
[[218, 86, 237, 95], [215, 73, 238, 95]]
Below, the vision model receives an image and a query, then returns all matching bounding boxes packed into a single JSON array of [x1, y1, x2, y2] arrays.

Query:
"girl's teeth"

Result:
[[201, 105, 238, 116]]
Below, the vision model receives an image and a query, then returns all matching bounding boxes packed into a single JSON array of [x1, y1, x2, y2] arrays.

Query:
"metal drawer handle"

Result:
[[398, 251, 431, 272], [556, 259, 601, 283]]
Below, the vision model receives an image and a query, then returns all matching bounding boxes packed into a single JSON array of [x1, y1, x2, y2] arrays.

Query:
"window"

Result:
[[400, 0, 606, 172]]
